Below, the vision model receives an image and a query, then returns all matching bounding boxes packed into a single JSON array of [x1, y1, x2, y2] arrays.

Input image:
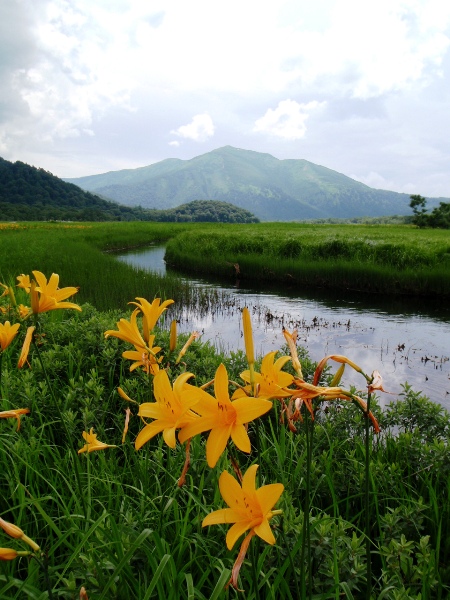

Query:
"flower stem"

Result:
[[300, 408, 314, 599], [365, 391, 373, 599]]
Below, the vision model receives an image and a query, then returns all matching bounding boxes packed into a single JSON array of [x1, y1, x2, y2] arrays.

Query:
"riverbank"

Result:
[[1, 223, 449, 307], [164, 223, 450, 297]]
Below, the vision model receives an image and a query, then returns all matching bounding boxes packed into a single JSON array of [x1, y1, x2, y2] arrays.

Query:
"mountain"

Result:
[[0, 157, 154, 221], [65, 146, 445, 221]]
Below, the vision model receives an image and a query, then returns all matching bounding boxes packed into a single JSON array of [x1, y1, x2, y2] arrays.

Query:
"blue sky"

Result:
[[1, 0, 450, 198]]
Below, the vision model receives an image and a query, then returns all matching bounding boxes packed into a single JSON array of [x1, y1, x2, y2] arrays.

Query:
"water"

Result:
[[117, 245, 450, 408]]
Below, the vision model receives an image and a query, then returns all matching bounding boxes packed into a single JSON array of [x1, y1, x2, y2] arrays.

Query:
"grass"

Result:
[[1, 222, 449, 305], [164, 223, 450, 297], [0, 295, 449, 598]]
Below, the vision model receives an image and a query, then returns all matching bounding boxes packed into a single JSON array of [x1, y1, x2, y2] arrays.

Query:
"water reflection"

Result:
[[117, 245, 450, 408]]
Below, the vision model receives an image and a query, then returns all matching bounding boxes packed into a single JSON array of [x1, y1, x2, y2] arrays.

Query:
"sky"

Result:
[[1, 0, 450, 198]]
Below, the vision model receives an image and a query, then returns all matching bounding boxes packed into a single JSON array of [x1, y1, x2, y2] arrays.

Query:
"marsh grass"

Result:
[[164, 224, 450, 296], [1, 222, 449, 307]]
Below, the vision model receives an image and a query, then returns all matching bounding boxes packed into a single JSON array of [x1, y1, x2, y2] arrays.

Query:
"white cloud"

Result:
[[171, 114, 215, 142], [253, 100, 325, 140], [1, 0, 450, 194]]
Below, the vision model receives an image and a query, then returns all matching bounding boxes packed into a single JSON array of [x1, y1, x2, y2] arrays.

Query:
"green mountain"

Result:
[[65, 146, 445, 221], [0, 157, 148, 221]]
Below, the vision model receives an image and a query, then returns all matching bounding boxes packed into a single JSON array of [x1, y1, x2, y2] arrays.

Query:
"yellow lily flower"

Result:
[[129, 297, 174, 343], [105, 309, 147, 349], [122, 333, 162, 373], [135, 370, 197, 450], [32, 270, 78, 301], [178, 364, 272, 467], [29, 271, 81, 314], [0, 408, 30, 431], [237, 351, 294, 399], [18, 304, 31, 319], [16, 274, 31, 293], [242, 307, 255, 366], [0, 284, 16, 306], [0, 321, 20, 351], [175, 331, 200, 364], [202, 464, 283, 549], [78, 428, 116, 453], [169, 319, 177, 352], [17, 325, 35, 369]]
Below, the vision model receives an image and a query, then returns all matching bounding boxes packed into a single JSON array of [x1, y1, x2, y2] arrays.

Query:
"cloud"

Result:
[[171, 114, 215, 142], [253, 100, 325, 140]]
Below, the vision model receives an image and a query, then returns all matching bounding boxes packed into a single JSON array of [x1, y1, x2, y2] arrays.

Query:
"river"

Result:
[[117, 245, 450, 409]]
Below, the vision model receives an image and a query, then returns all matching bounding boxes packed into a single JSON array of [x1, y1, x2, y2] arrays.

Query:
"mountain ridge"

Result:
[[65, 146, 444, 221]]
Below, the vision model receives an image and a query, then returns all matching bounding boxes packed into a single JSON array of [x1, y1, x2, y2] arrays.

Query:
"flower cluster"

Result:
[[99, 301, 383, 589]]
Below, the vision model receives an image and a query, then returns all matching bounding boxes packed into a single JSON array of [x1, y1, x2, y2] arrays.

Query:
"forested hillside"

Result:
[[0, 157, 145, 221]]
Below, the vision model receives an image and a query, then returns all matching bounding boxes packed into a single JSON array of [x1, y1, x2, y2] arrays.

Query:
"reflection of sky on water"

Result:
[[117, 246, 450, 409]]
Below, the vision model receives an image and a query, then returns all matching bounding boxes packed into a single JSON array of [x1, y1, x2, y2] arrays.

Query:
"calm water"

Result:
[[117, 245, 450, 409]]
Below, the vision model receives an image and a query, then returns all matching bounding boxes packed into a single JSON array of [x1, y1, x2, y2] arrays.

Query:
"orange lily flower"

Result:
[[237, 351, 294, 399], [312, 354, 365, 385], [16, 274, 31, 293], [0, 408, 30, 430], [0, 518, 40, 551], [178, 364, 272, 467], [0, 321, 20, 351], [135, 370, 197, 450], [0, 548, 19, 561], [17, 325, 35, 369], [203, 464, 284, 549], [129, 297, 174, 343], [292, 380, 380, 433], [78, 428, 116, 453], [29, 271, 81, 314]]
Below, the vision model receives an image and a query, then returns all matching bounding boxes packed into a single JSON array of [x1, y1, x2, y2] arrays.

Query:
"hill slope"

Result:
[[65, 146, 445, 221], [0, 157, 145, 221]]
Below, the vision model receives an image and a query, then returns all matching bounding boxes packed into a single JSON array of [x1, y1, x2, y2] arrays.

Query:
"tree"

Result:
[[409, 194, 427, 222], [409, 194, 450, 229]]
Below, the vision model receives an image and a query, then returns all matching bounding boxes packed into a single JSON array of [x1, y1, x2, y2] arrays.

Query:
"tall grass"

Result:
[[1, 222, 449, 305], [164, 224, 450, 296], [0, 222, 218, 311]]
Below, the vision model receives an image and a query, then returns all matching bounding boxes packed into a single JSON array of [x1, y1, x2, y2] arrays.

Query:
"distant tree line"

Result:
[[409, 194, 450, 229], [0, 158, 258, 223], [144, 200, 259, 223]]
